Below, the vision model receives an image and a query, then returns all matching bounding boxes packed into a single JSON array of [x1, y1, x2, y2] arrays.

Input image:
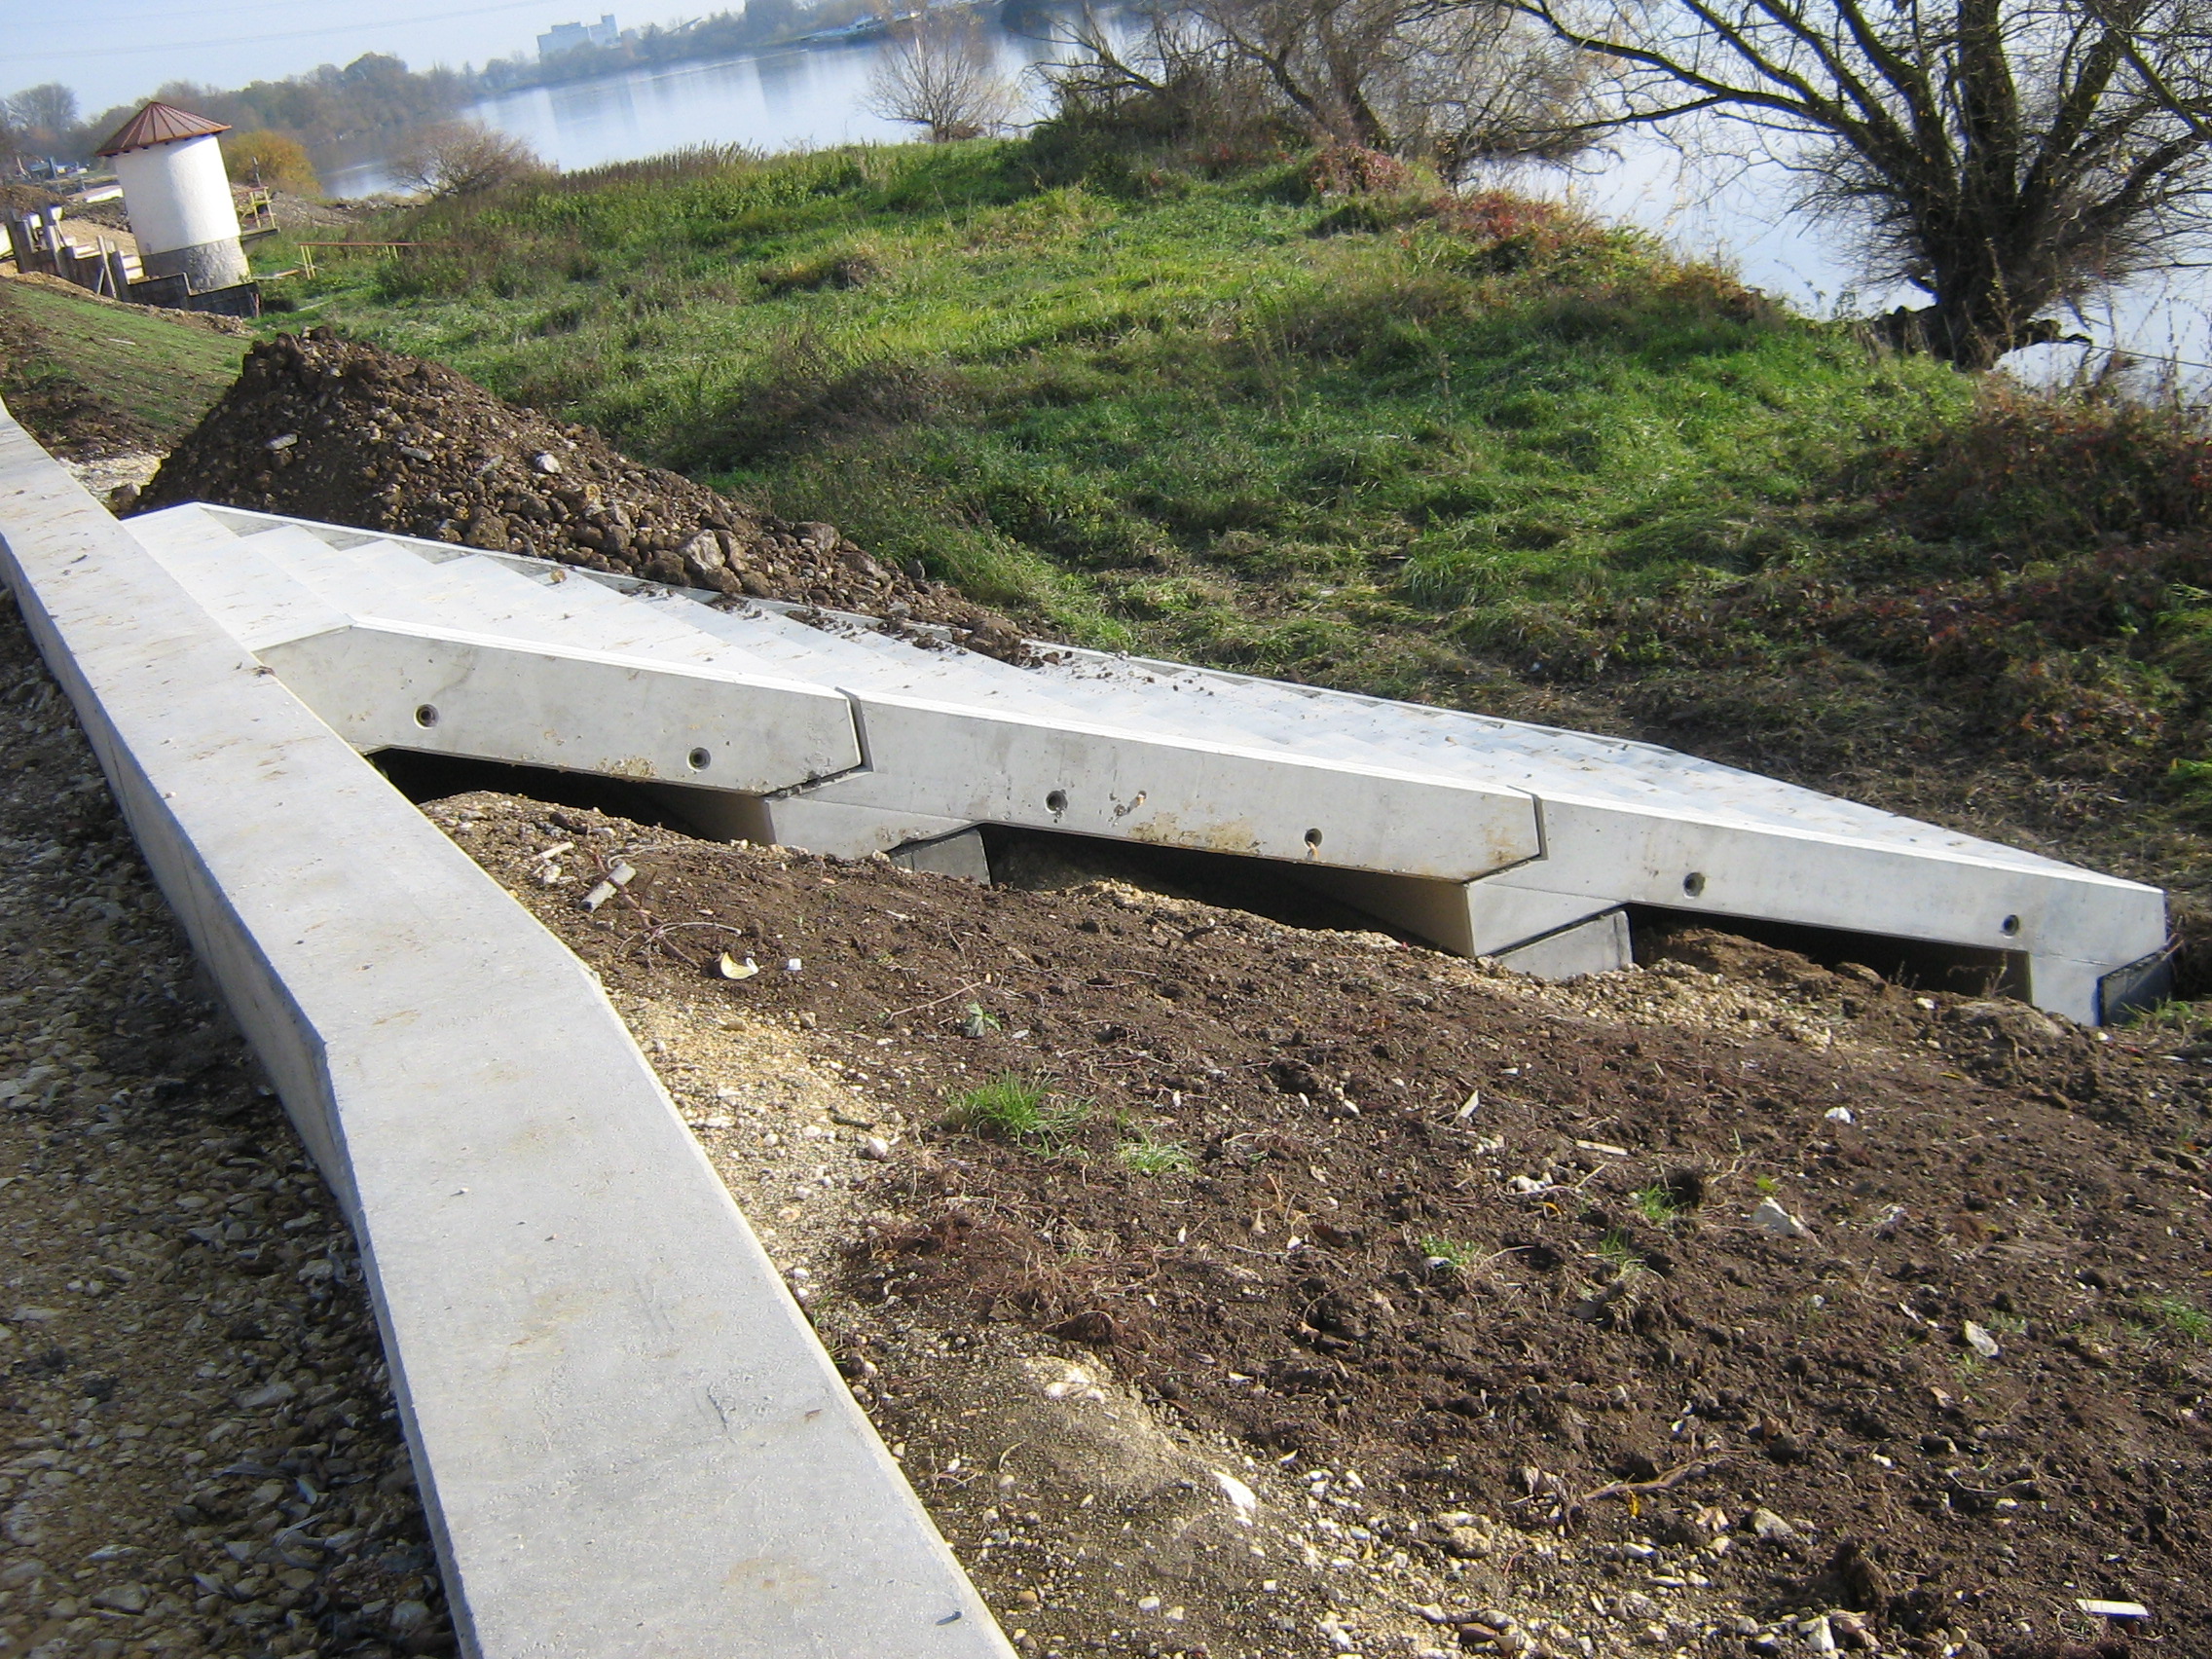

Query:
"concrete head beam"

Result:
[[0, 403, 1013, 1659]]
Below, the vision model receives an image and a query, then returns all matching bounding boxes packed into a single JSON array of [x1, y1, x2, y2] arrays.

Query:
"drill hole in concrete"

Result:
[[1045, 790, 1069, 814], [2001, 913, 2021, 936], [1304, 828, 1324, 849], [1681, 870, 1707, 897], [687, 748, 713, 772], [413, 704, 439, 729]]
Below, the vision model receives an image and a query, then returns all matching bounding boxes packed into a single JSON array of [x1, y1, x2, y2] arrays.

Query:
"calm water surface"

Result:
[[321, 18, 1094, 197]]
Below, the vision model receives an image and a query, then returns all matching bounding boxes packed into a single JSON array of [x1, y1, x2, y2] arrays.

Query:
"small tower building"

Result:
[[95, 102, 249, 294]]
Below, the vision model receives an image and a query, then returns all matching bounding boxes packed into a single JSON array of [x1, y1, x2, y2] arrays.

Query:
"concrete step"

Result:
[[126, 502, 2173, 1023], [130, 515, 350, 652], [295, 534, 747, 664], [665, 601, 1191, 733]]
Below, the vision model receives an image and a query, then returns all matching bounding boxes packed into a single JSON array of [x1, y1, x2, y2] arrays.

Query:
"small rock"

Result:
[[1751, 1507, 1796, 1542], [1751, 1197, 1811, 1238], [859, 1135, 891, 1161], [1962, 1320, 2001, 1359], [1824, 1106, 1854, 1124], [1440, 1526, 1490, 1559], [89, 1583, 148, 1614], [235, 1379, 296, 1410], [388, 1600, 431, 1637], [1828, 1609, 1874, 1650], [1803, 1613, 1837, 1653], [533, 452, 563, 474], [1953, 999, 2063, 1050], [265, 434, 297, 452]]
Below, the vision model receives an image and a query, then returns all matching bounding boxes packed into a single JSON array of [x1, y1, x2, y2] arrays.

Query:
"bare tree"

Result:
[[1516, 0, 2212, 365], [1043, 0, 1595, 175], [387, 121, 548, 198], [6, 84, 79, 153], [1041, 8, 1291, 151], [866, 10, 1022, 141]]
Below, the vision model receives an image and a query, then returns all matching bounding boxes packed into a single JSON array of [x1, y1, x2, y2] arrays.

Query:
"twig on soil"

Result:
[[640, 918, 758, 975], [879, 980, 985, 1022], [1574, 1455, 1735, 1515]]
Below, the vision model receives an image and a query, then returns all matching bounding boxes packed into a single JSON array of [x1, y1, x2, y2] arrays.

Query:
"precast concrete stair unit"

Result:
[[129, 501, 2171, 1023]]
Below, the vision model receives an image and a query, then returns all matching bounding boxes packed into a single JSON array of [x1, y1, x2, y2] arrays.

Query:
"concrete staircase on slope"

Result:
[[124, 501, 2171, 1023]]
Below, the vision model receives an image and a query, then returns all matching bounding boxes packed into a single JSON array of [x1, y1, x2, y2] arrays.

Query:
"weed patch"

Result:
[[950, 1073, 1091, 1145]]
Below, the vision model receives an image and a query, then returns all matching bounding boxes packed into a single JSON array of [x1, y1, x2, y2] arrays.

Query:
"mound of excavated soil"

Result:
[[135, 330, 1021, 645]]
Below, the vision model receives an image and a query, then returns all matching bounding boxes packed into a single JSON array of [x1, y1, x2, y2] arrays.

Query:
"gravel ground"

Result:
[[0, 593, 451, 1659]]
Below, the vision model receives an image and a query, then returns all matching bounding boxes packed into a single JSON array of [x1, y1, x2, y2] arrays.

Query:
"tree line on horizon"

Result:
[[1, 56, 470, 176]]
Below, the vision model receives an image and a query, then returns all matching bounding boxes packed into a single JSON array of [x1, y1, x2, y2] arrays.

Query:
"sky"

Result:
[[0, 0, 615, 114]]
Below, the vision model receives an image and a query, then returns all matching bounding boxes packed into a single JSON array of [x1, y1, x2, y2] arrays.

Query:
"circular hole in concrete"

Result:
[[413, 704, 439, 729], [1046, 790, 1069, 813], [1682, 870, 1707, 897], [2001, 914, 2021, 936], [1304, 828, 1324, 849], [687, 747, 712, 771]]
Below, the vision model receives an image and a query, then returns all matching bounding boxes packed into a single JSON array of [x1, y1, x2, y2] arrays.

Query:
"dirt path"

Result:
[[436, 788, 2212, 1659], [0, 596, 451, 1659]]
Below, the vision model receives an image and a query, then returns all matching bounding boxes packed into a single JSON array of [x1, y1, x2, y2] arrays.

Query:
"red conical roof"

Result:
[[95, 102, 230, 158]]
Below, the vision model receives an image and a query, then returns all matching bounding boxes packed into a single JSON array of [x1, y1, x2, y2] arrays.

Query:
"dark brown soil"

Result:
[[134, 332, 1026, 648], [440, 790, 2212, 1659]]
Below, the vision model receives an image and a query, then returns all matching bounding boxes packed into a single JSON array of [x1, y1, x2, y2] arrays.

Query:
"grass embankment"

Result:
[[0, 276, 251, 453], [278, 141, 2212, 969]]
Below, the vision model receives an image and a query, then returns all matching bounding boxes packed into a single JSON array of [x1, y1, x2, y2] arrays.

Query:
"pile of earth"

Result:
[[0, 180, 62, 214], [444, 789, 2212, 1659], [133, 330, 1025, 648]]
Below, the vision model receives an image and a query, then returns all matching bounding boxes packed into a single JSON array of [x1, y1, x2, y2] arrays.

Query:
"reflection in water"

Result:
[[321, 18, 1086, 197]]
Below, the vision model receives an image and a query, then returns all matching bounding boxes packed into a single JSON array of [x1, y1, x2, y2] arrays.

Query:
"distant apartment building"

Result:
[[537, 14, 620, 57]]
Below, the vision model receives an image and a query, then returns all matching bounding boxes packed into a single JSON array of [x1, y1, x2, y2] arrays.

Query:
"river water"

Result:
[[319, 15, 1098, 199]]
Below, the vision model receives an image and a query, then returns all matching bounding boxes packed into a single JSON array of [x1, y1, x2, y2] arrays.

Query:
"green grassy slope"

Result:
[[1, 278, 250, 446], [277, 143, 2212, 969], [285, 145, 1971, 674]]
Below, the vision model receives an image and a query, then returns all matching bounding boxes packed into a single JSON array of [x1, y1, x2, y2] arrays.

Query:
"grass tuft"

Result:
[[2144, 1293, 2212, 1343], [950, 1072, 1090, 1145], [1595, 1231, 1644, 1274], [1116, 1128, 1196, 1175], [1629, 1184, 1685, 1226], [1419, 1235, 1482, 1270]]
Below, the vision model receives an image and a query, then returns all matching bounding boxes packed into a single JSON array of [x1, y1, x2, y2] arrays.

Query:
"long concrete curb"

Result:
[[0, 404, 1014, 1657]]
